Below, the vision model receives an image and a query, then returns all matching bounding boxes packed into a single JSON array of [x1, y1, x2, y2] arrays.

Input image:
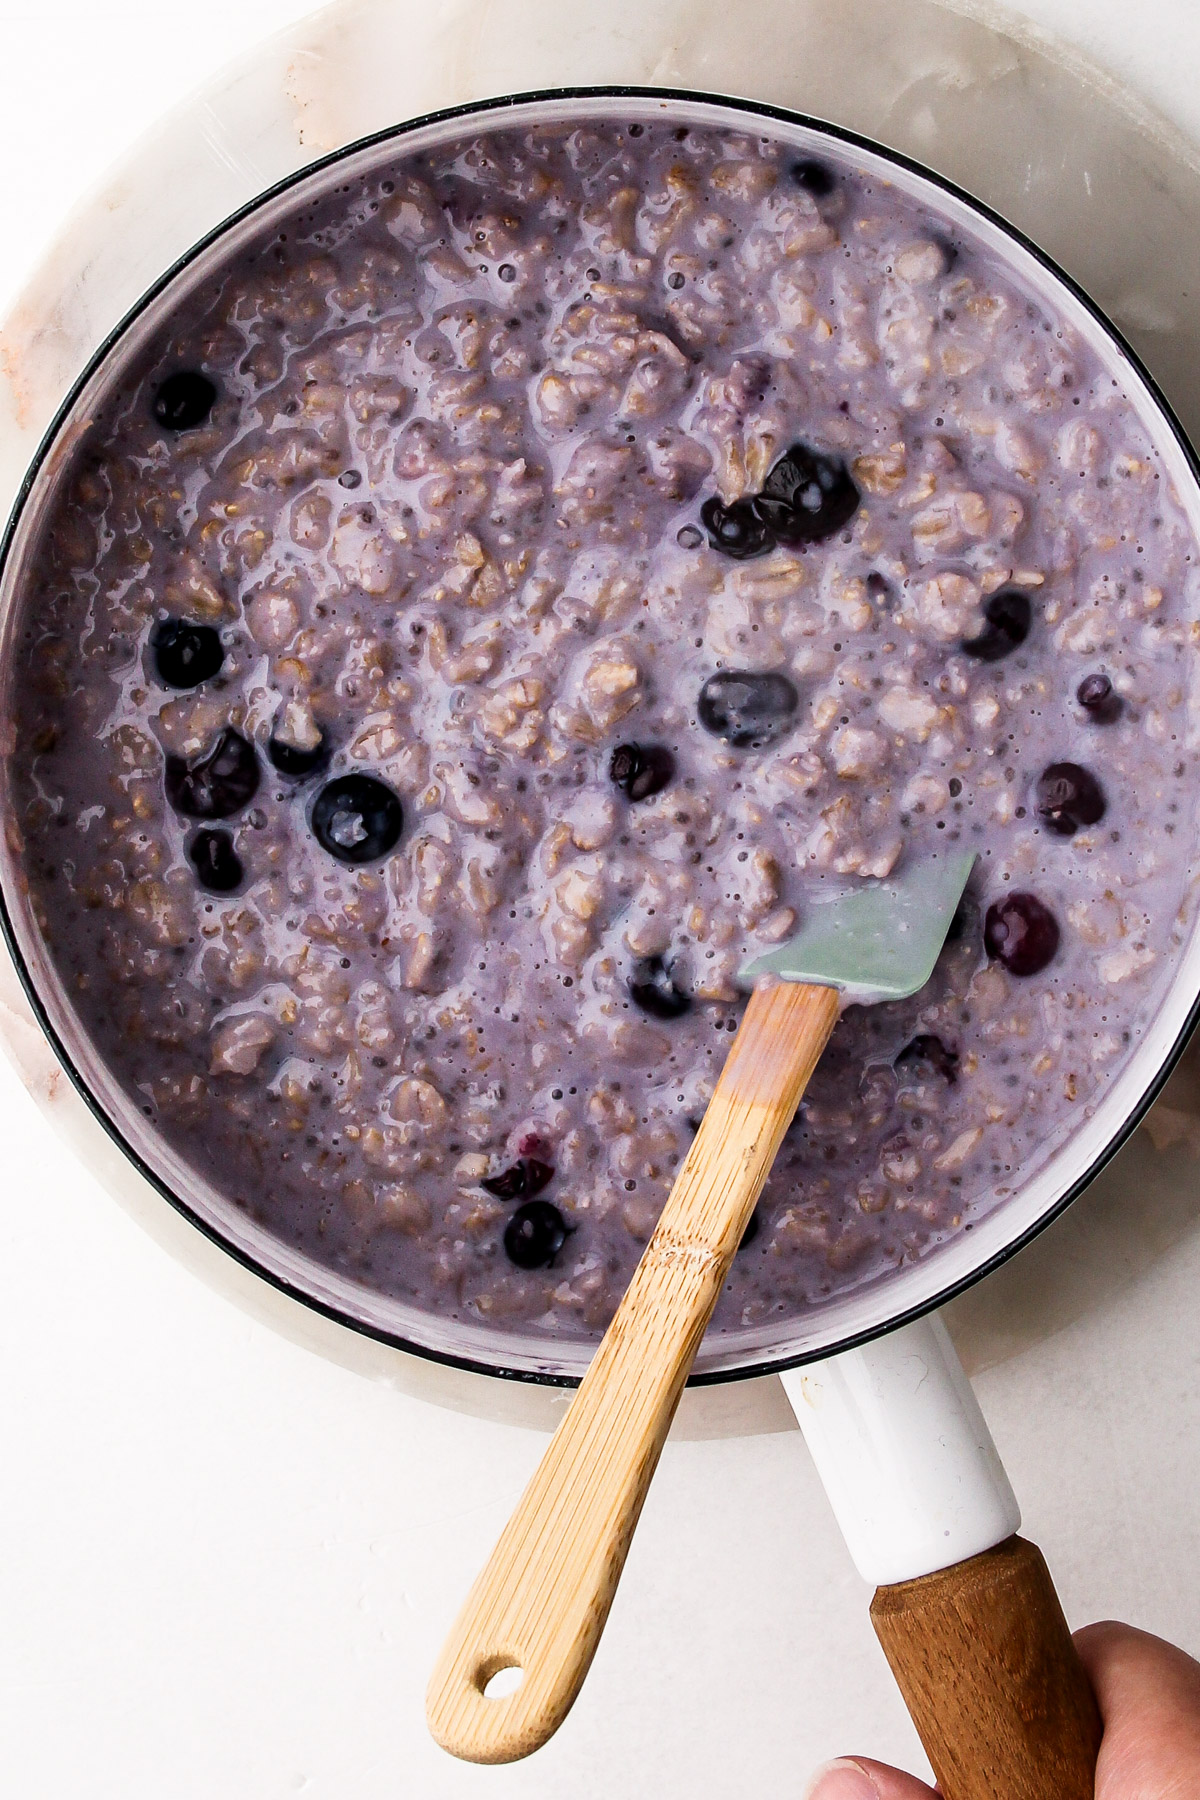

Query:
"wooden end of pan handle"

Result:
[[870, 1535, 1102, 1800]]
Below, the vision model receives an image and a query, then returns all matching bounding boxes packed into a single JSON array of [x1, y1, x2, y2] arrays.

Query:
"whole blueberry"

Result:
[[752, 443, 860, 544], [962, 589, 1032, 662], [699, 496, 776, 560], [609, 742, 675, 802], [1035, 762, 1106, 836], [311, 774, 403, 864], [629, 955, 691, 1020], [165, 728, 260, 820], [1077, 672, 1123, 724], [268, 731, 329, 778], [152, 371, 218, 432], [791, 159, 836, 197], [187, 827, 243, 893], [504, 1199, 570, 1270], [984, 892, 1060, 977], [152, 619, 224, 689], [737, 1209, 761, 1252], [896, 1035, 959, 1083], [697, 670, 799, 748]]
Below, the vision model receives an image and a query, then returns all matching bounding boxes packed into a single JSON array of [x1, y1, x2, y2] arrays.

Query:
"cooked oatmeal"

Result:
[[10, 116, 1200, 1344]]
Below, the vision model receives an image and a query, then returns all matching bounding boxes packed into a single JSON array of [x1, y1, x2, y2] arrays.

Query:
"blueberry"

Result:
[[152, 619, 224, 689], [896, 1035, 959, 1083], [483, 1165, 526, 1200], [699, 496, 776, 560], [609, 742, 675, 801], [984, 892, 1060, 977], [1035, 762, 1106, 836], [311, 774, 403, 864], [504, 1199, 569, 1269], [187, 828, 243, 893], [482, 1158, 555, 1201], [945, 894, 977, 945], [752, 443, 860, 544], [1077, 672, 1123, 723], [629, 955, 691, 1019], [165, 728, 260, 820], [697, 670, 799, 748], [152, 371, 218, 432], [791, 158, 835, 196], [962, 588, 1032, 662], [268, 731, 328, 778], [521, 1158, 554, 1195]]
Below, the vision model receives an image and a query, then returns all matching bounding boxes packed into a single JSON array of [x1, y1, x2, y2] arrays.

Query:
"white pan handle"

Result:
[[782, 1315, 1104, 1799], [779, 1312, 1019, 1587]]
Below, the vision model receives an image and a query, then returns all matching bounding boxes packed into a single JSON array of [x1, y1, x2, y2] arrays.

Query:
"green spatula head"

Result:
[[740, 851, 976, 1006]]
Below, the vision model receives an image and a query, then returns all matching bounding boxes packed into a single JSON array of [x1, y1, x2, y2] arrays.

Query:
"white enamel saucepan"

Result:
[[2, 86, 1198, 1800]]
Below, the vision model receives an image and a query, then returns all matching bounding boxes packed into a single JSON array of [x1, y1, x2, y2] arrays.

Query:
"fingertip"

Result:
[[1073, 1616, 1200, 1717], [803, 1759, 881, 1800], [803, 1755, 937, 1800], [1073, 1617, 1125, 1655]]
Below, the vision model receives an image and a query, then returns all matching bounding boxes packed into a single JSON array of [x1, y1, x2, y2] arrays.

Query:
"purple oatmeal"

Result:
[[9, 117, 1200, 1343]]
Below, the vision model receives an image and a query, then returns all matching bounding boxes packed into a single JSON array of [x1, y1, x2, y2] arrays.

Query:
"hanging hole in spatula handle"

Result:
[[870, 1535, 1102, 1800]]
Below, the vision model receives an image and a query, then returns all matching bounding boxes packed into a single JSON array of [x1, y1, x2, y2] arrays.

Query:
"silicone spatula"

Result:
[[426, 851, 977, 1764]]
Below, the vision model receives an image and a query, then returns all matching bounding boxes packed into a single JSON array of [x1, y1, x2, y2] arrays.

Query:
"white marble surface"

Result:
[[3, 2, 1200, 1794]]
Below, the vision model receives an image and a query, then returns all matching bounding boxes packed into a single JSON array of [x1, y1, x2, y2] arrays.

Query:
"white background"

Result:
[[3, 3, 1200, 1797]]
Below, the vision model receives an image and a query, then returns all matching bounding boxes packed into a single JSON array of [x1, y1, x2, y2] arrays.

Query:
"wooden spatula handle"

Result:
[[871, 1535, 1102, 1800], [426, 979, 840, 1763]]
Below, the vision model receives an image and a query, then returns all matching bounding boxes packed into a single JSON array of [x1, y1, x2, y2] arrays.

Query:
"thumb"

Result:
[[805, 1756, 937, 1800]]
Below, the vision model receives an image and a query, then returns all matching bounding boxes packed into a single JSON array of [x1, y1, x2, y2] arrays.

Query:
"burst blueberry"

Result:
[[503, 1199, 570, 1270], [697, 670, 799, 748], [152, 370, 218, 432], [152, 619, 224, 689], [962, 589, 1032, 662], [609, 742, 675, 801], [752, 442, 860, 544], [896, 1035, 960, 1083], [1036, 762, 1106, 836], [945, 895, 976, 944], [481, 1158, 555, 1201], [311, 774, 403, 864], [629, 955, 692, 1019], [984, 892, 1060, 977], [165, 728, 260, 820], [187, 828, 243, 893]]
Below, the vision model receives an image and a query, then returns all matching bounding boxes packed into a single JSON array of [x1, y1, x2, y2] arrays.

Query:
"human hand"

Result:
[[804, 1621, 1200, 1799]]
